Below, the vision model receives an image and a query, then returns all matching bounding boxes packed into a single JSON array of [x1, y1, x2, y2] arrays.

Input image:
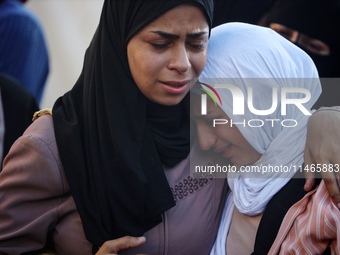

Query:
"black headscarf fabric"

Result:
[[266, 0, 340, 77], [52, 0, 213, 248]]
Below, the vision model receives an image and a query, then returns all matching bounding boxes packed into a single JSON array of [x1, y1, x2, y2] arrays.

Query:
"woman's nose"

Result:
[[168, 45, 191, 73], [197, 123, 216, 151]]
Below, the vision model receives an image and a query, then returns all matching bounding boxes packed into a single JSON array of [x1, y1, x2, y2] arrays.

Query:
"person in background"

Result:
[[212, 0, 340, 109], [0, 73, 39, 168], [264, 0, 340, 78], [257, 0, 340, 201], [262, 0, 340, 108], [0, 0, 49, 104]]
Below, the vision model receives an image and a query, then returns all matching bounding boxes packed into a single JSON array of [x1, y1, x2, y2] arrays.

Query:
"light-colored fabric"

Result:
[[269, 180, 340, 255], [0, 115, 227, 255], [200, 23, 321, 255]]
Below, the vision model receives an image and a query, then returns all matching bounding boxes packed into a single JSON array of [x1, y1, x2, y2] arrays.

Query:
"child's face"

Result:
[[191, 94, 262, 166]]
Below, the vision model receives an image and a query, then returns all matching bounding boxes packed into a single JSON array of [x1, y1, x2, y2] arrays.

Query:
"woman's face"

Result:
[[191, 94, 262, 166], [269, 23, 330, 56], [127, 3, 209, 106]]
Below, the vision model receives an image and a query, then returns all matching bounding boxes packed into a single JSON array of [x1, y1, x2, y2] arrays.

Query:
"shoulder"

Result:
[[3, 114, 69, 194], [23, 113, 55, 144]]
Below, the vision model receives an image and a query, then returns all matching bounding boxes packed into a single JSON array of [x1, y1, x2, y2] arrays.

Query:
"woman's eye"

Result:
[[278, 30, 290, 37], [298, 35, 330, 56], [307, 42, 322, 51], [149, 42, 170, 49], [270, 23, 297, 42], [189, 43, 205, 49], [276, 29, 295, 41], [188, 38, 207, 50]]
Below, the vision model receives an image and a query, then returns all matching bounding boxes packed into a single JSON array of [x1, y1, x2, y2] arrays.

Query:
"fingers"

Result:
[[304, 172, 315, 192], [97, 236, 146, 255], [303, 149, 315, 191], [327, 142, 340, 208], [304, 109, 340, 207], [322, 171, 340, 209]]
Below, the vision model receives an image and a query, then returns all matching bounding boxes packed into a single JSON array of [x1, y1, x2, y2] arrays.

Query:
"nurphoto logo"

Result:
[[198, 79, 313, 128], [200, 83, 311, 116]]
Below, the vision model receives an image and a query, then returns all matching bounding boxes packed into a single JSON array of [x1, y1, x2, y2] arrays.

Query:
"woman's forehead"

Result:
[[142, 4, 209, 34]]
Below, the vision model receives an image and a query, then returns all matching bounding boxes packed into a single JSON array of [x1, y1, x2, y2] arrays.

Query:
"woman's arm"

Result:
[[0, 132, 63, 253], [304, 107, 340, 208]]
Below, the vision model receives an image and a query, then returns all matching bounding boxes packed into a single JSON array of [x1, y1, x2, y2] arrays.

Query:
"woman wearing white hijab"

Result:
[[192, 22, 333, 254]]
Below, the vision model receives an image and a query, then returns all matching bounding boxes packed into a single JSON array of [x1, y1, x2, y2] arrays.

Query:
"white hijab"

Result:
[[199, 23, 322, 254]]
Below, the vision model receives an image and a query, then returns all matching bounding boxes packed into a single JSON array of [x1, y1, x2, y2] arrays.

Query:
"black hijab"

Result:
[[266, 0, 340, 77], [52, 0, 213, 248]]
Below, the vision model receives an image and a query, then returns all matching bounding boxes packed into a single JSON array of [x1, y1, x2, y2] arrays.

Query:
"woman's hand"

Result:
[[304, 108, 340, 208], [96, 236, 146, 255]]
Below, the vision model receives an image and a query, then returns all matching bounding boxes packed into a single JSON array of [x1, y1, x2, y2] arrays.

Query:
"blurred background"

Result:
[[26, 0, 103, 109]]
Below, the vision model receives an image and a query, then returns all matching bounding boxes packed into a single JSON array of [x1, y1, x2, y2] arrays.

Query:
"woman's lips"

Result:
[[214, 144, 233, 159], [161, 80, 190, 94], [222, 144, 232, 159]]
